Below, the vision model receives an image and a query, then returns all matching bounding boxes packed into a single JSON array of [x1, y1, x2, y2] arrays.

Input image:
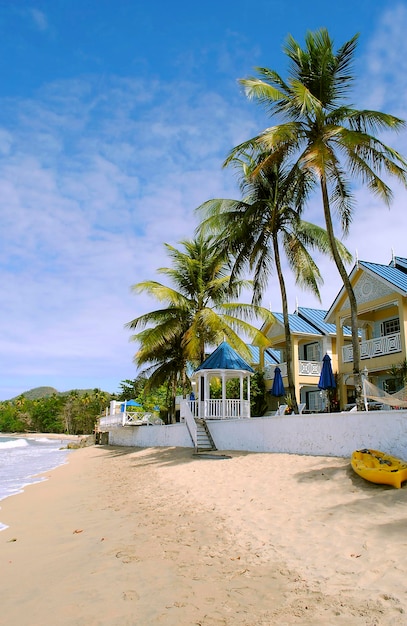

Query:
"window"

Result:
[[303, 342, 320, 361], [381, 318, 400, 337]]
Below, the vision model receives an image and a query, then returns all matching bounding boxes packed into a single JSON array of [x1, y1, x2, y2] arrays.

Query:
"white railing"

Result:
[[99, 413, 124, 428], [181, 401, 198, 448], [184, 399, 250, 419], [99, 411, 161, 429], [342, 332, 401, 363], [264, 361, 321, 379], [202, 398, 250, 419], [264, 363, 287, 379], [298, 360, 321, 376]]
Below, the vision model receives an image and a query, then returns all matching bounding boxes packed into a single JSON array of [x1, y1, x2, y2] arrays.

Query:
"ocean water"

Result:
[[0, 435, 74, 530]]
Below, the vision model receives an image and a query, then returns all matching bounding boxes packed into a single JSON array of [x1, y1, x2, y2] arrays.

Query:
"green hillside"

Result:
[[10, 387, 107, 401], [16, 386, 59, 400]]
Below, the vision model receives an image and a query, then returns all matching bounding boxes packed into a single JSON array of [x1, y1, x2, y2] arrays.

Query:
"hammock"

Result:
[[363, 379, 407, 408]]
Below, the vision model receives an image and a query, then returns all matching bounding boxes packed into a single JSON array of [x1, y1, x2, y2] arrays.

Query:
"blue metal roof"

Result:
[[195, 341, 254, 373], [297, 307, 352, 337], [395, 256, 407, 273], [265, 347, 281, 364], [272, 312, 322, 336], [248, 345, 280, 365], [297, 307, 336, 335], [359, 260, 407, 294]]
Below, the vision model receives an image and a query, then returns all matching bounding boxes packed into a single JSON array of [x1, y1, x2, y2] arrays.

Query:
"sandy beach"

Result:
[[1, 445, 407, 625]]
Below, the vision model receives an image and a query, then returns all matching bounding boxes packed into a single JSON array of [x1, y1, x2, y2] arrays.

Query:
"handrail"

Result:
[[181, 400, 198, 449]]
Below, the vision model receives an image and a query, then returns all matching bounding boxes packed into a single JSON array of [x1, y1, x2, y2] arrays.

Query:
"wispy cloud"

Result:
[[0, 74, 252, 397], [24, 8, 49, 32], [1, 5, 407, 399]]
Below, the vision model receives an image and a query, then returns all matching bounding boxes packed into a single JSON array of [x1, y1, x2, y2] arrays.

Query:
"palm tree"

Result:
[[224, 29, 407, 409], [197, 154, 351, 412], [126, 234, 274, 421]]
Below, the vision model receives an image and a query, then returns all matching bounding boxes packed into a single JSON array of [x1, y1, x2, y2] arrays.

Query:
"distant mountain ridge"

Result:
[[10, 387, 107, 401]]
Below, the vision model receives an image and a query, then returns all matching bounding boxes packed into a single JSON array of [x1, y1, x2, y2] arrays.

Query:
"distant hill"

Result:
[[16, 386, 59, 400], [9, 387, 111, 401]]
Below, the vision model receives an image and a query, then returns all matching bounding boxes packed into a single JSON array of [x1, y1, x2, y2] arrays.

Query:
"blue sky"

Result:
[[1, 1, 407, 400]]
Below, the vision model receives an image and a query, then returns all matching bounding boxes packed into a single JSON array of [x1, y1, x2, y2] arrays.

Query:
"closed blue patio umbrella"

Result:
[[271, 366, 285, 405], [318, 354, 336, 390], [318, 354, 336, 411]]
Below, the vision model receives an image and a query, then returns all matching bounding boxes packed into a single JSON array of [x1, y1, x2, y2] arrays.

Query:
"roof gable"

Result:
[[195, 342, 254, 373], [360, 261, 407, 294], [326, 258, 407, 322]]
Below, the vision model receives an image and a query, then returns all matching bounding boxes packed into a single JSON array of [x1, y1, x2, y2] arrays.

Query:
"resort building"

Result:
[[260, 256, 407, 413], [326, 255, 407, 410], [260, 306, 351, 412]]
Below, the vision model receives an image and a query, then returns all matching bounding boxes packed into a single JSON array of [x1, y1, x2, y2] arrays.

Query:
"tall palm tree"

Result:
[[224, 29, 407, 409], [197, 154, 351, 412], [126, 234, 274, 421]]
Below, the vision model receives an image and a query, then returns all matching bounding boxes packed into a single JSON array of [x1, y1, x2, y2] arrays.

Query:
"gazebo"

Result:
[[190, 341, 254, 419]]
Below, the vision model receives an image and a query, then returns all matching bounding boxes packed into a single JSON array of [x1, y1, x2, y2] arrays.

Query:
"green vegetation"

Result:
[[126, 234, 273, 421], [226, 28, 407, 408], [127, 29, 407, 414], [0, 388, 112, 434], [12, 386, 59, 400], [197, 152, 351, 412]]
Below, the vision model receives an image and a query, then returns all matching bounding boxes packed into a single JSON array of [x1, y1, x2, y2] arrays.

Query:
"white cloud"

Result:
[[28, 8, 48, 31], [1, 7, 407, 399], [0, 75, 249, 398]]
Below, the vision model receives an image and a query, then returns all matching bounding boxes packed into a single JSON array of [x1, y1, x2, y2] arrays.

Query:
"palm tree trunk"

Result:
[[320, 176, 363, 410], [273, 233, 299, 413]]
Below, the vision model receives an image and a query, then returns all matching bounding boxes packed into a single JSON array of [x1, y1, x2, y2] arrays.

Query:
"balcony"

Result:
[[342, 332, 401, 363], [264, 361, 321, 380]]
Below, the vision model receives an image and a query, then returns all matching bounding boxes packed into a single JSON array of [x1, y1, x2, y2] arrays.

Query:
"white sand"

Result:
[[0, 445, 406, 625]]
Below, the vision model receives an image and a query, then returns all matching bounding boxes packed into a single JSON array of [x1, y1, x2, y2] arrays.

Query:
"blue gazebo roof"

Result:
[[195, 341, 255, 373]]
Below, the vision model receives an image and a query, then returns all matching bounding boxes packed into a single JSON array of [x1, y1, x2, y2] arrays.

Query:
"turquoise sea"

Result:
[[0, 435, 73, 530]]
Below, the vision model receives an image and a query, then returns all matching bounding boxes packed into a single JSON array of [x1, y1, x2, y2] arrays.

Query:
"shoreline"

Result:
[[1, 431, 85, 440], [1, 445, 407, 625]]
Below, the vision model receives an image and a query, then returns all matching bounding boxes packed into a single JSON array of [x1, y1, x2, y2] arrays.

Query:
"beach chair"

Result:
[[298, 403, 306, 414], [275, 404, 288, 416]]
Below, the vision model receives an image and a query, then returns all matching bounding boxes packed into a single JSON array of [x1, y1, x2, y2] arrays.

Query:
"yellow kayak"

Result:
[[351, 449, 407, 489]]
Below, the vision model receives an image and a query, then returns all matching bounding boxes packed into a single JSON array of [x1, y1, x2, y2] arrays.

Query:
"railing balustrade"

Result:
[[298, 360, 322, 376], [342, 332, 401, 363], [99, 411, 159, 428], [264, 363, 287, 379], [204, 398, 250, 419], [264, 361, 321, 379], [99, 413, 124, 428], [184, 399, 250, 419]]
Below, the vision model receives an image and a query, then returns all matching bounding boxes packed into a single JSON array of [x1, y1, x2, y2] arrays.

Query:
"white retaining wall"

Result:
[[105, 410, 407, 458], [108, 422, 192, 448]]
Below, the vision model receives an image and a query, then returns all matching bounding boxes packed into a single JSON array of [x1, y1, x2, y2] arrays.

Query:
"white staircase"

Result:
[[195, 418, 217, 453]]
